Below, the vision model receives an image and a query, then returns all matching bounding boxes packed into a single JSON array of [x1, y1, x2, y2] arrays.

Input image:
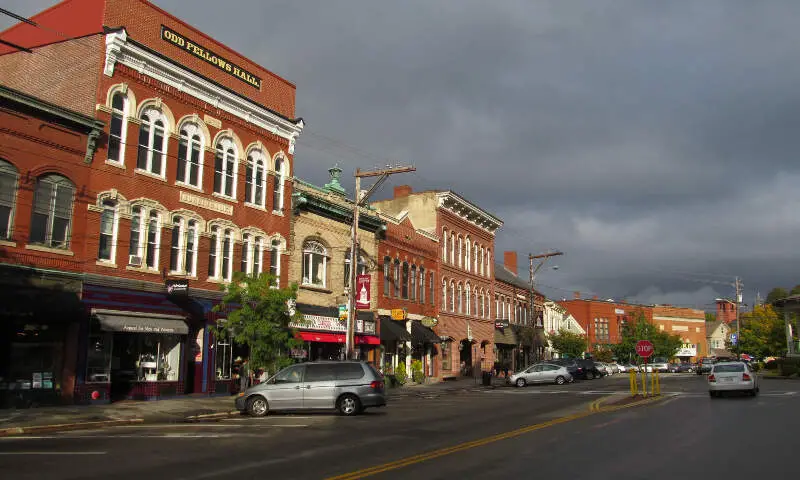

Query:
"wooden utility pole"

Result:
[[528, 250, 563, 362], [734, 276, 742, 358], [346, 165, 415, 359]]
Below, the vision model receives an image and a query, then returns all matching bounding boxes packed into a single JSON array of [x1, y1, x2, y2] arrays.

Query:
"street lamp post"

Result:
[[528, 250, 563, 363]]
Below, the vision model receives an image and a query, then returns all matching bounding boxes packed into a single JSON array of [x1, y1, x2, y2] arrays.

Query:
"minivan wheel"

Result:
[[516, 378, 527, 388], [555, 376, 566, 385], [247, 396, 269, 417], [337, 394, 361, 416]]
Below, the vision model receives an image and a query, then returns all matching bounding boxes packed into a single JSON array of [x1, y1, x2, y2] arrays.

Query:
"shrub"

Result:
[[764, 360, 778, 370], [411, 360, 424, 383], [395, 362, 407, 385], [777, 357, 800, 377]]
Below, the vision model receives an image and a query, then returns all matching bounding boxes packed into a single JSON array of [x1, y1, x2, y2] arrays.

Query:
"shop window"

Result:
[[98, 199, 118, 262], [120, 334, 181, 382], [29, 174, 74, 249], [213, 138, 237, 198], [176, 124, 203, 188], [107, 92, 127, 164], [136, 108, 168, 177], [441, 340, 451, 371], [5, 322, 67, 393], [87, 330, 113, 383], [245, 151, 266, 207], [0, 159, 18, 240], [215, 332, 234, 380], [273, 157, 286, 211], [344, 250, 368, 288], [383, 256, 391, 296], [401, 262, 410, 299], [302, 240, 327, 287], [269, 239, 281, 285]]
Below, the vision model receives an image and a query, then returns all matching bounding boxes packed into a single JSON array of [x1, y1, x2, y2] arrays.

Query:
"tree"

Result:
[[210, 273, 302, 375], [547, 329, 587, 359], [790, 284, 800, 296], [609, 310, 683, 363], [727, 304, 786, 358], [592, 344, 614, 362], [766, 287, 789, 305], [705, 312, 717, 323]]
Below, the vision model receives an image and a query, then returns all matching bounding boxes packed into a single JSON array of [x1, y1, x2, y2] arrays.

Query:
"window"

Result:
[[480, 291, 485, 318], [252, 236, 263, 277], [383, 256, 391, 296], [401, 262, 409, 299], [98, 200, 118, 262], [29, 174, 74, 248], [465, 237, 471, 271], [594, 318, 610, 342], [221, 229, 233, 281], [0, 159, 17, 240], [430, 272, 435, 305], [305, 363, 337, 382], [185, 220, 198, 275], [245, 151, 266, 207], [136, 108, 167, 177], [441, 279, 447, 310], [269, 239, 281, 285], [145, 211, 160, 269], [344, 250, 368, 288], [450, 282, 456, 312], [302, 240, 327, 287], [176, 124, 203, 188], [169, 217, 198, 275], [441, 229, 447, 261], [449, 232, 455, 264], [419, 267, 425, 303], [107, 92, 127, 163], [465, 284, 471, 315], [272, 364, 305, 384], [473, 242, 478, 274], [240, 234, 263, 277], [479, 247, 484, 276], [273, 157, 286, 211], [208, 227, 219, 277], [214, 138, 237, 198], [457, 236, 463, 268], [129, 207, 142, 257], [393, 260, 401, 298], [241, 233, 250, 274], [441, 340, 451, 371], [214, 331, 233, 380]]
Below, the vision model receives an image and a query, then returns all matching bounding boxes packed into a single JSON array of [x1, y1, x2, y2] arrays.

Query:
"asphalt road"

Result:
[[0, 373, 797, 480]]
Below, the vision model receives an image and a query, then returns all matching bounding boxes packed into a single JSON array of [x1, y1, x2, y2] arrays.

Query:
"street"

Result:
[[1, 374, 797, 479]]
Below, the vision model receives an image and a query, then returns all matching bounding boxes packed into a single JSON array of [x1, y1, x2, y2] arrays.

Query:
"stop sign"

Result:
[[636, 340, 654, 358]]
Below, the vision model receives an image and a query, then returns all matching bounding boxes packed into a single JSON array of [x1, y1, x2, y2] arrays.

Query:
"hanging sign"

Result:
[[166, 279, 189, 298], [421, 317, 438, 328], [391, 309, 408, 321], [355, 274, 371, 309], [338, 305, 348, 321]]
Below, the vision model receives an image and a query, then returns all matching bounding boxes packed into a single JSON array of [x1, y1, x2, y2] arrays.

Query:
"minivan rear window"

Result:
[[713, 364, 745, 373], [335, 363, 366, 380]]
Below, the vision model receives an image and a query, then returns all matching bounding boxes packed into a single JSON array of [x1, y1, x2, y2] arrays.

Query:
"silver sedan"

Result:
[[509, 363, 573, 387]]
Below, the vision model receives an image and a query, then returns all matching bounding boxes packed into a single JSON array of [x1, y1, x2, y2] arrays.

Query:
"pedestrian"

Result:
[[503, 364, 509, 378], [240, 358, 251, 392]]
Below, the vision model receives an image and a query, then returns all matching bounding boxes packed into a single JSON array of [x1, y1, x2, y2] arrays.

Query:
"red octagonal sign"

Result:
[[636, 340, 654, 358]]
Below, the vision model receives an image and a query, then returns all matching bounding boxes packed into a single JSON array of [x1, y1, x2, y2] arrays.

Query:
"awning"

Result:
[[297, 332, 345, 343], [356, 335, 380, 345], [494, 327, 518, 346], [380, 316, 411, 342], [411, 320, 441, 345], [94, 311, 188, 335]]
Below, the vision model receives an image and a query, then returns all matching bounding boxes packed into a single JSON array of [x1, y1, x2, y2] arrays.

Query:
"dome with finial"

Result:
[[324, 164, 347, 196]]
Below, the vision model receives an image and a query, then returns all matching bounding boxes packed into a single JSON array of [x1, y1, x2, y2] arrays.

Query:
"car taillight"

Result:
[[708, 374, 716, 382], [742, 373, 751, 381], [370, 381, 384, 390]]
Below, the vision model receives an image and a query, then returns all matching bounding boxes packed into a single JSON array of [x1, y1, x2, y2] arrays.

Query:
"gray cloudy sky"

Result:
[[4, 1, 800, 309]]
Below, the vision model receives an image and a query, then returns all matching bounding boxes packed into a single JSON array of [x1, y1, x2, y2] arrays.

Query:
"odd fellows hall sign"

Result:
[[161, 26, 262, 89]]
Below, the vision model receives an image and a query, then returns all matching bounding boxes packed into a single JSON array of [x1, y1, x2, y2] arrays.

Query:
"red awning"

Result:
[[296, 332, 346, 343], [355, 335, 380, 345]]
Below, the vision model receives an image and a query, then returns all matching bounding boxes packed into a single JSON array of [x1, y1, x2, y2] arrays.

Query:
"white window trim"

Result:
[[30, 175, 75, 249], [176, 123, 205, 189], [302, 241, 327, 288], [0, 160, 19, 241], [136, 108, 169, 178], [169, 216, 199, 276], [269, 239, 281, 286], [245, 151, 267, 208], [107, 92, 129, 165], [97, 201, 119, 263], [272, 158, 286, 212], [214, 138, 239, 199]]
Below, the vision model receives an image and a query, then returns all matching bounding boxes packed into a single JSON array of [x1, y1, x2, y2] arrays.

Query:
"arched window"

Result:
[[430, 271, 435, 306], [208, 226, 219, 278], [344, 250, 368, 288], [240, 234, 263, 277], [0, 159, 19, 241], [214, 138, 237, 198], [465, 283, 471, 315], [441, 278, 447, 311], [252, 236, 263, 277], [185, 220, 198, 275], [98, 199, 118, 262], [221, 229, 233, 281], [474, 288, 479, 316], [29, 174, 74, 249], [269, 238, 281, 285], [137, 108, 168, 177], [486, 249, 492, 277], [383, 256, 391, 296], [457, 283, 463, 314], [410, 265, 417, 301], [393, 259, 401, 298], [441, 229, 447, 262], [169, 216, 197, 275], [419, 267, 426, 303], [176, 123, 203, 188], [480, 247, 485, 276], [465, 237, 471, 271], [272, 157, 286, 211], [240, 233, 251, 275], [245, 151, 266, 207], [473, 242, 478, 274], [302, 240, 327, 287], [401, 262, 410, 299], [479, 290, 485, 318], [145, 210, 160, 269], [107, 92, 127, 163], [457, 236, 463, 268], [449, 232, 455, 264]]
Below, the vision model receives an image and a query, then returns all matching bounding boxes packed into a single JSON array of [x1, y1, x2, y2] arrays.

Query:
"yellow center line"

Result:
[[326, 395, 665, 480]]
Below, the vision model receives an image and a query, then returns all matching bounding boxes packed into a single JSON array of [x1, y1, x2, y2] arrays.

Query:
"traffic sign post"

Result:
[[636, 340, 654, 397]]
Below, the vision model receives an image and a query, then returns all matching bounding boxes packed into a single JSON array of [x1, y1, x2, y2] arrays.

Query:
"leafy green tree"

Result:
[[547, 329, 588, 359], [726, 304, 786, 358], [609, 310, 683, 363], [790, 284, 800, 296], [766, 287, 789, 305], [592, 344, 615, 362], [210, 273, 303, 375], [705, 312, 717, 323]]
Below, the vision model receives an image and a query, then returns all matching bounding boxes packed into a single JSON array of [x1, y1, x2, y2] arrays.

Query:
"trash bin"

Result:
[[482, 371, 492, 386]]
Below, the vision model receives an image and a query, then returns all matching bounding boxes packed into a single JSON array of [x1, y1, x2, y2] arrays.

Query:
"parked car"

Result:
[[670, 362, 695, 373], [596, 362, 612, 375], [644, 362, 669, 373], [697, 357, 716, 375], [549, 359, 584, 380], [616, 363, 628, 373], [608, 363, 621, 374], [510, 363, 573, 387], [577, 359, 605, 379], [708, 361, 759, 397], [235, 361, 386, 417]]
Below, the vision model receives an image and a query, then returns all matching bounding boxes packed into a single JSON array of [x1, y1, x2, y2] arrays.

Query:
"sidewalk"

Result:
[[0, 395, 238, 437], [388, 375, 510, 396]]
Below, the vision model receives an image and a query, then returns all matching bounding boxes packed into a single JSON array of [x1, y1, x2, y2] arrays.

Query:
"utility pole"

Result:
[[346, 165, 415, 360], [734, 276, 742, 359], [528, 250, 563, 362]]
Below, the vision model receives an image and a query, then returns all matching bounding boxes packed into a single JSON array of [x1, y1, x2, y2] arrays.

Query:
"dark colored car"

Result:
[[668, 362, 695, 373], [549, 359, 584, 380], [576, 359, 604, 379], [697, 357, 716, 375]]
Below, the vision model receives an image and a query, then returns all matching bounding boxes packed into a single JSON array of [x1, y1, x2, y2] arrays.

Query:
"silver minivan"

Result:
[[235, 361, 386, 417]]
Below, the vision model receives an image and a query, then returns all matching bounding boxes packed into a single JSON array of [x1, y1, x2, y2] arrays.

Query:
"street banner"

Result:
[[356, 274, 371, 309]]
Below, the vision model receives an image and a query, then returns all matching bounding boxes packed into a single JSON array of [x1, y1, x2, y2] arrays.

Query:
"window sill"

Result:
[[135, 169, 167, 182], [207, 277, 232, 285], [105, 159, 126, 170], [25, 244, 74, 256], [272, 210, 285, 217], [167, 272, 197, 280], [0, 239, 17, 248], [125, 265, 160, 275], [96, 260, 117, 268], [212, 192, 238, 204], [300, 284, 332, 294], [245, 203, 267, 212], [176, 181, 204, 193]]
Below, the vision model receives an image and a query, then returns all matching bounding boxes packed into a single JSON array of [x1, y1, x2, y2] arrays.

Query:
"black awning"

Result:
[[380, 316, 410, 342], [94, 311, 189, 335], [411, 320, 441, 345], [494, 327, 518, 346]]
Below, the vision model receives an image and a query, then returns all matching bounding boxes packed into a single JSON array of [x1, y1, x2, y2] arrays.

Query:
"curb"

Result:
[[0, 418, 144, 437], [183, 410, 241, 421]]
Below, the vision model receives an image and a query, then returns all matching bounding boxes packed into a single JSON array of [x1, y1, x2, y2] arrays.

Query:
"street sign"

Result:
[[636, 340, 654, 358], [338, 305, 348, 321], [730, 333, 738, 346]]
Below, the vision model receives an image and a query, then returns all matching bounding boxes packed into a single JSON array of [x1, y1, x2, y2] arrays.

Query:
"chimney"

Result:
[[573, 291, 581, 300], [394, 185, 412, 198], [592, 295, 598, 301], [503, 251, 518, 275]]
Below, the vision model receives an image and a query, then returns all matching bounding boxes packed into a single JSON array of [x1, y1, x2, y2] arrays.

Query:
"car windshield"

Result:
[[714, 364, 745, 373]]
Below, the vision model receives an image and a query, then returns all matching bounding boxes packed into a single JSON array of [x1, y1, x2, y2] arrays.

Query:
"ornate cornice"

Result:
[[436, 191, 503, 234]]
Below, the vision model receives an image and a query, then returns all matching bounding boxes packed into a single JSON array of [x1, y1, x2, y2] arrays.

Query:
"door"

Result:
[[303, 363, 337, 409], [540, 364, 560, 383], [266, 364, 305, 410], [525, 364, 544, 383]]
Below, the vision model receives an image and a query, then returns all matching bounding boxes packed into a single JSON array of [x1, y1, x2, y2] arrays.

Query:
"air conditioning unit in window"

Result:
[[128, 255, 142, 267]]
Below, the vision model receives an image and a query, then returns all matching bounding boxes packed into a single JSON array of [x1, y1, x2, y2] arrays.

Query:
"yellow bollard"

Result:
[[629, 368, 638, 396], [640, 367, 647, 396], [655, 370, 661, 395], [651, 369, 656, 395]]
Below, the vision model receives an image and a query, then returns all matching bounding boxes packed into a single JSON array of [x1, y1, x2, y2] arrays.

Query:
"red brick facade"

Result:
[[559, 298, 654, 350], [716, 298, 737, 324], [652, 306, 707, 362]]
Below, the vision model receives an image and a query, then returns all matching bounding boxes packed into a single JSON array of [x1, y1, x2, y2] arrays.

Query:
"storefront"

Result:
[[290, 304, 380, 364], [494, 320, 517, 373], [410, 320, 441, 380], [378, 315, 410, 375]]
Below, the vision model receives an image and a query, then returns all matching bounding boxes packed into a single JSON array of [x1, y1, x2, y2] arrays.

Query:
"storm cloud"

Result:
[[4, 0, 799, 308]]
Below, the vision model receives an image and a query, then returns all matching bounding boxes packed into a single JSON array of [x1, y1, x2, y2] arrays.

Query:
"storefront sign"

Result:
[[338, 305, 348, 321], [495, 320, 510, 329], [421, 317, 438, 328], [166, 279, 189, 298], [290, 315, 376, 335], [391, 309, 407, 321], [121, 324, 182, 334], [615, 308, 625, 315], [676, 347, 697, 357], [290, 348, 308, 359], [356, 274, 371, 309], [161, 25, 262, 89], [179, 191, 233, 215]]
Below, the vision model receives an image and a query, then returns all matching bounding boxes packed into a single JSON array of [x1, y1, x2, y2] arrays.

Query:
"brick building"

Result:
[[375, 202, 440, 380], [559, 294, 654, 352], [716, 298, 737, 324], [287, 168, 382, 364], [372, 186, 503, 379], [493, 252, 535, 373], [0, 0, 303, 402], [651, 306, 707, 362]]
